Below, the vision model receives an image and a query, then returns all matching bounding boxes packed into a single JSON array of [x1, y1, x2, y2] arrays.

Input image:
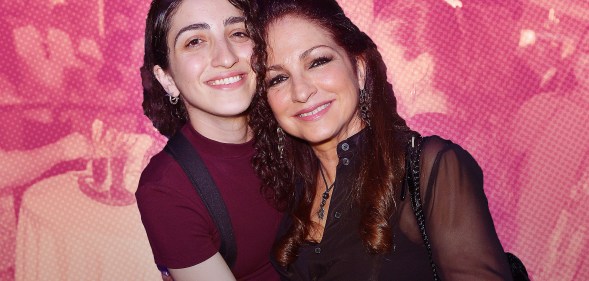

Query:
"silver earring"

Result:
[[167, 94, 179, 105], [359, 88, 371, 126], [277, 127, 285, 160]]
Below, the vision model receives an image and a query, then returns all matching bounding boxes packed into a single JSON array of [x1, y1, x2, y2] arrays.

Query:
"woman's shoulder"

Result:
[[136, 149, 187, 196], [419, 135, 481, 181]]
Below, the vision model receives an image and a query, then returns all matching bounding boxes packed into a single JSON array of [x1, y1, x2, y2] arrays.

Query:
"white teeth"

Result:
[[210, 75, 242, 86], [299, 103, 330, 118]]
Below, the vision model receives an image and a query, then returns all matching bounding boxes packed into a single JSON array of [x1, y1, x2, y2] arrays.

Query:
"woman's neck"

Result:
[[311, 120, 364, 182], [313, 147, 339, 184], [187, 113, 251, 144]]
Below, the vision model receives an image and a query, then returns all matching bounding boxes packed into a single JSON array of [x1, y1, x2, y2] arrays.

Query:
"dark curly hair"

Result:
[[140, 0, 254, 138], [247, 0, 414, 267]]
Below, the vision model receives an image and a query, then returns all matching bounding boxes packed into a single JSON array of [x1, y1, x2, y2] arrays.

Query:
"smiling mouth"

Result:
[[298, 102, 331, 118], [209, 75, 243, 86]]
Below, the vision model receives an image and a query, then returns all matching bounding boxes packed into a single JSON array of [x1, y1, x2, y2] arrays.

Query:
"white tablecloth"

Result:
[[15, 172, 160, 281]]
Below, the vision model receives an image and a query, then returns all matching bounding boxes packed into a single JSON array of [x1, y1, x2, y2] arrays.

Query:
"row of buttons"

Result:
[[314, 211, 343, 254], [341, 142, 350, 166], [315, 141, 350, 255]]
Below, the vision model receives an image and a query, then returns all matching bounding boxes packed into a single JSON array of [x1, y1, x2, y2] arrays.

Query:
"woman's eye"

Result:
[[310, 56, 332, 68], [230, 30, 251, 43], [232, 31, 250, 38], [186, 38, 203, 47], [267, 75, 288, 87]]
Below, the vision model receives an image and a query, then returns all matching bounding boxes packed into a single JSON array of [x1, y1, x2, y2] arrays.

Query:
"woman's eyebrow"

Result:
[[173, 16, 245, 47], [267, 45, 331, 71], [174, 23, 209, 46], [300, 45, 329, 60], [224, 16, 245, 26]]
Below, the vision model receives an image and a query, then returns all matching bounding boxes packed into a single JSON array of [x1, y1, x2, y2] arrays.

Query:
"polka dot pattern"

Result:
[[0, 1, 587, 280]]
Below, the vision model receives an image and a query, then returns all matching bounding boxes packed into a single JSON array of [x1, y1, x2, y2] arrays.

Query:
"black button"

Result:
[[341, 158, 350, 165], [315, 247, 321, 254], [341, 143, 349, 151], [334, 211, 341, 219]]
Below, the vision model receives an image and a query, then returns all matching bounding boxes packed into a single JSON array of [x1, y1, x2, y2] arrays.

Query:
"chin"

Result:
[[300, 130, 338, 145], [216, 103, 251, 117]]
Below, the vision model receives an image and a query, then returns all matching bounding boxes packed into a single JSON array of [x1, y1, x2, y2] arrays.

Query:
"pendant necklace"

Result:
[[318, 166, 335, 220]]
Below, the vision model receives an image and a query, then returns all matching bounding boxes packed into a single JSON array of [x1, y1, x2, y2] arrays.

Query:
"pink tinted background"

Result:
[[0, 0, 587, 280]]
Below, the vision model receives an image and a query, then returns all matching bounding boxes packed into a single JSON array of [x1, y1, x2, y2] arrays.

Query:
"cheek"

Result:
[[173, 55, 207, 80], [315, 65, 357, 91], [267, 92, 288, 115], [235, 42, 254, 61]]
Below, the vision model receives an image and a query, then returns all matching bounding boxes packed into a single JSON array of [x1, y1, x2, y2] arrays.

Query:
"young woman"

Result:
[[136, 0, 281, 280], [247, 0, 512, 280]]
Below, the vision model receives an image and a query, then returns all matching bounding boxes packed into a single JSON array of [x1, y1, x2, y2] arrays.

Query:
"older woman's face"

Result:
[[265, 15, 365, 146]]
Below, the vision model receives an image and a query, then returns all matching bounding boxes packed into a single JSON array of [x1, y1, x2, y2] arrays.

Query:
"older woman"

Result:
[[135, 0, 281, 280], [247, 0, 511, 280]]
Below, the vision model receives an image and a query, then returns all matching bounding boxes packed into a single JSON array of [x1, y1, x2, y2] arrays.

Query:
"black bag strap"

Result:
[[404, 135, 441, 281], [164, 131, 237, 268], [404, 136, 530, 281]]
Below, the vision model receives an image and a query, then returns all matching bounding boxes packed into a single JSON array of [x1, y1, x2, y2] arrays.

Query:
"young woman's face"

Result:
[[265, 15, 365, 146], [156, 0, 255, 120]]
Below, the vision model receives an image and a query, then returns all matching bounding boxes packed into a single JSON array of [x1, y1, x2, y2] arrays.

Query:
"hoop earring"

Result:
[[167, 94, 179, 105], [359, 88, 371, 126], [277, 127, 285, 160]]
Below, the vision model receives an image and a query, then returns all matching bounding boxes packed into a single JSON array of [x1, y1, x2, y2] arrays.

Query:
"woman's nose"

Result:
[[291, 75, 317, 103], [211, 39, 239, 68]]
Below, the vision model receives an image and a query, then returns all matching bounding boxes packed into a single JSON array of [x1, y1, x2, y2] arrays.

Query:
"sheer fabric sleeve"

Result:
[[419, 137, 512, 281]]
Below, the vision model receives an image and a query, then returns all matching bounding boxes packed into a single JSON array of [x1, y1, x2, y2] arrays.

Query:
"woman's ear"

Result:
[[356, 56, 367, 90], [153, 65, 180, 97]]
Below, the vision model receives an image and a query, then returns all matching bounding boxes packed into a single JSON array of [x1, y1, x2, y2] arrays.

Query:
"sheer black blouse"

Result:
[[271, 132, 512, 281]]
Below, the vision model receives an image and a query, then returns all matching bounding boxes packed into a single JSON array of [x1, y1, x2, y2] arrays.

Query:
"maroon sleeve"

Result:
[[136, 152, 220, 269]]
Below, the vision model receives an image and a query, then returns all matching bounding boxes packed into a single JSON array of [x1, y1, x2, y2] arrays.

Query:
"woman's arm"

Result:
[[137, 158, 237, 281], [169, 253, 236, 281], [420, 138, 512, 280]]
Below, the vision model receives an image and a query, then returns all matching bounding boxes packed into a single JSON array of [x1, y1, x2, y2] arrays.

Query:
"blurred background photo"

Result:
[[0, 0, 587, 280]]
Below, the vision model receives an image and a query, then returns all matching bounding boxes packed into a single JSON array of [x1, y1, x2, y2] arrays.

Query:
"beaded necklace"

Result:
[[317, 167, 335, 220]]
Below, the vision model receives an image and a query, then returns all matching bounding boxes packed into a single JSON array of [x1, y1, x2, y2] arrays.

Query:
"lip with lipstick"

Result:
[[295, 101, 333, 121], [206, 72, 247, 89]]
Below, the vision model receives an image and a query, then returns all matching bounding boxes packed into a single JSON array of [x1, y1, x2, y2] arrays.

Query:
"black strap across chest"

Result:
[[164, 132, 237, 268]]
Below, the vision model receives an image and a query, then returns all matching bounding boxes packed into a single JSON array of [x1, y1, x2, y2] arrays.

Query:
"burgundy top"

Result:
[[137, 124, 281, 280]]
